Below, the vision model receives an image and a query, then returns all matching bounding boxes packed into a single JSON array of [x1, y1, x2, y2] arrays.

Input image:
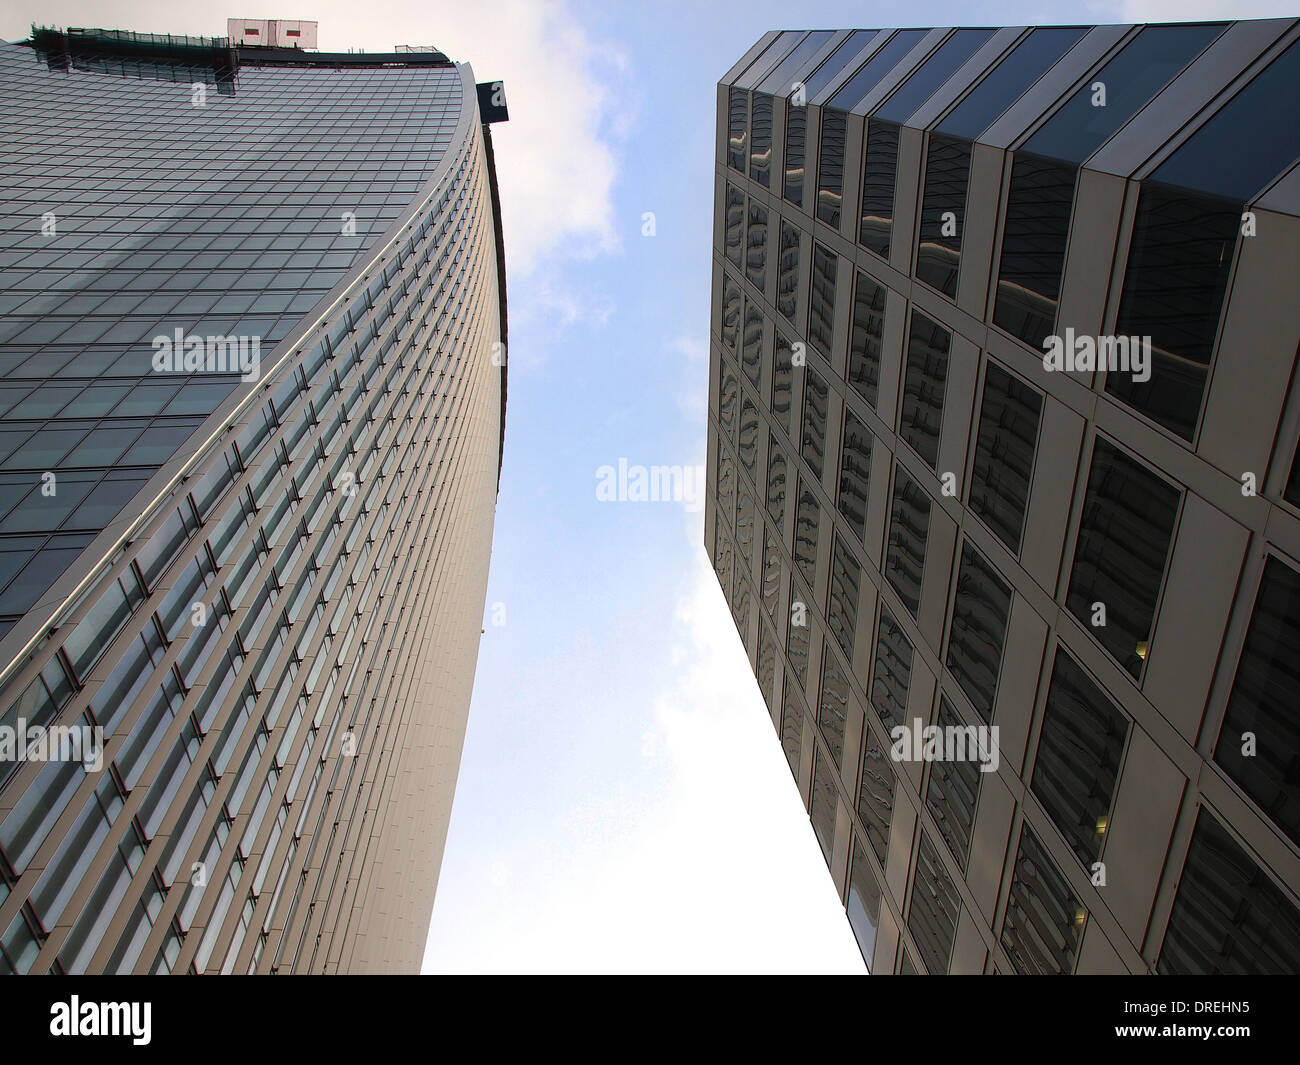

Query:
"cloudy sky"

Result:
[[3, 0, 1292, 974]]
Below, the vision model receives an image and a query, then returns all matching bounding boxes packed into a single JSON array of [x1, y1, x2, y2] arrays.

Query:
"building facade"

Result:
[[707, 22, 1300, 973], [0, 27, 507, 973]]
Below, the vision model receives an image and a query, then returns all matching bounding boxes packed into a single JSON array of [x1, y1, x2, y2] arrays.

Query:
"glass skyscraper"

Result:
[[709, 22, 1300, 973], [0, 26, 507, 973]]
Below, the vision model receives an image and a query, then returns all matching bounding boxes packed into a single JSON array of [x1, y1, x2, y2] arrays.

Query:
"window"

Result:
[[969, 362, 1041, 555], [873, 28, 993, 124], [818, 642, 850, 772], [793, 481, 819, 591], [847, 837, 882, 969], [899, 311, 951, 470], [947, 541, 1011, 722], [765, 434, 786, 527], [1215, 557, 1300, 848], [827, 534, 860, 662], [1001, 824, 1086, 975], [787, 574, 811, 687], [915, 134, 971, 298], [749, 92, 773, 187], [885, 464, 931, 620], [837, 408, 873, 545], [721, 274, 741, 352], [1066, 438, 1179, 679], [718, 356, 738, 439], [871, 605, 913, 727], [741, 299, 764, 389], [1108, 185, 1238, 441], [847, 271, 886, 409], [857, 731, 894, 866], [827, 28, 928, 112], [858, 119, 899, 257], [816, 110, 847, 227], [746, 200, 769, 293], [777, 221, 801, 322], [738, 397, 759, 480], [725, 183, 744, 267], [800, 366, 829, 481], [937, 27, 1089, 140], [715, 443, 735, 531], [727, 86, 748, 171], [1032, 650, 1129, 866], [1024, 23, 1226, 165], [992, 153, 1075, 350], [780, 677, 806, 775], [1159, 809, 1300, 974], [783, 99, 807, 207], [926, 697, 982, 872], [811, 749, 839, 862], [761, 525, 781, 620], [772, 334, 794, 434], [808, 243, 837, 355], [907, 830, 961, 974], [757, 621, 780, 711]]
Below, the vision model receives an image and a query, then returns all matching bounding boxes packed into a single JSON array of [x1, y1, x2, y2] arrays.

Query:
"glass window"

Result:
[[1032, 650, 1129, 866], [741, 299, 764, 389], [808, 243, 837, 355], [858, 119, 899, 257], [1108, 184, 1238, 441], [827, 533, 860, 662], [907, 830, 961, 974], [970, 362, 1041, 555], [771, 334, 794, 434], [718, 356, 738, 439], [937, 27, 1089, 140], [727, 86, 748, 171], [793, 480, 819, 592], [765, 434, 786, 527], [857, 731, 894, 866], [847, 837, 882, 969], [915, 134, 971, 298], [1066, 438, 1180, 679], [947, 541, 1011, 722], [1151, 38, 1300, 202], [738, 397, 759, 480], [899, 311, 951, 470], [847, 271, 886, 409], [1001, 824, 1086, 975], [926, 696, 982, 872], [725, 183, 744, 268], [818, 642, 850, 772], [1158, 809, 1300, 974], [780, 674, 806, 774], [873, 28, 994, 124], [993, 153, 1076, 350], [811, 749, 839, 862], [885, 464, 931, 620], [776, 221, 801, 322], [746, 199, 768, 293], [871, 605, 913, 728], [761, 524, 782, 620], [1214, 556, 1300, 848], [786, 574, 811, 688], [837, 408, 873, 545], [756, 30, 837, 96], [749, 92, 773, 187], [817, 110, 847, 227], [827, 28, 928, 112], [800, 366, 829, 481], [715, 445, 735, 531], [757, 620, 780, 710], [783, 99, 808, 208], [721, 274, 741, 353]]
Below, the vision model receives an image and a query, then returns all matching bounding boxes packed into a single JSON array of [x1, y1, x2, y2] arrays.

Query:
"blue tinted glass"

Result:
[[757, 30, 835, 94], [938, 27, 1087, 139], [799, 30, 880, 101], [736, 31, 802, 90], [826, 29, 928, 112], [1025, 23, 1225, 163], [872, 28, 994, 123], [1153, 38, 1300, 201]]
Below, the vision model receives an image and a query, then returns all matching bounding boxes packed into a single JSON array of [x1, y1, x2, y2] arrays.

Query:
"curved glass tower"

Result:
[[0, 27, 507, 973]]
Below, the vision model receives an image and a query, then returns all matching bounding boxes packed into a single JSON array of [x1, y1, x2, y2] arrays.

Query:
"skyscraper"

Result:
[[708, 22, 1300, 973], [0, 25, 507, 973]]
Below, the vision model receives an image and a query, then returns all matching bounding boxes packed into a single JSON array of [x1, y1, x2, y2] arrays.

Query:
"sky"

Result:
[[2, 0, 1294, 975]]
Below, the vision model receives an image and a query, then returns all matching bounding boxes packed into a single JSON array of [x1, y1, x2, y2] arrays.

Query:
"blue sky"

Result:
[[3, 0, 1292, 974]]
